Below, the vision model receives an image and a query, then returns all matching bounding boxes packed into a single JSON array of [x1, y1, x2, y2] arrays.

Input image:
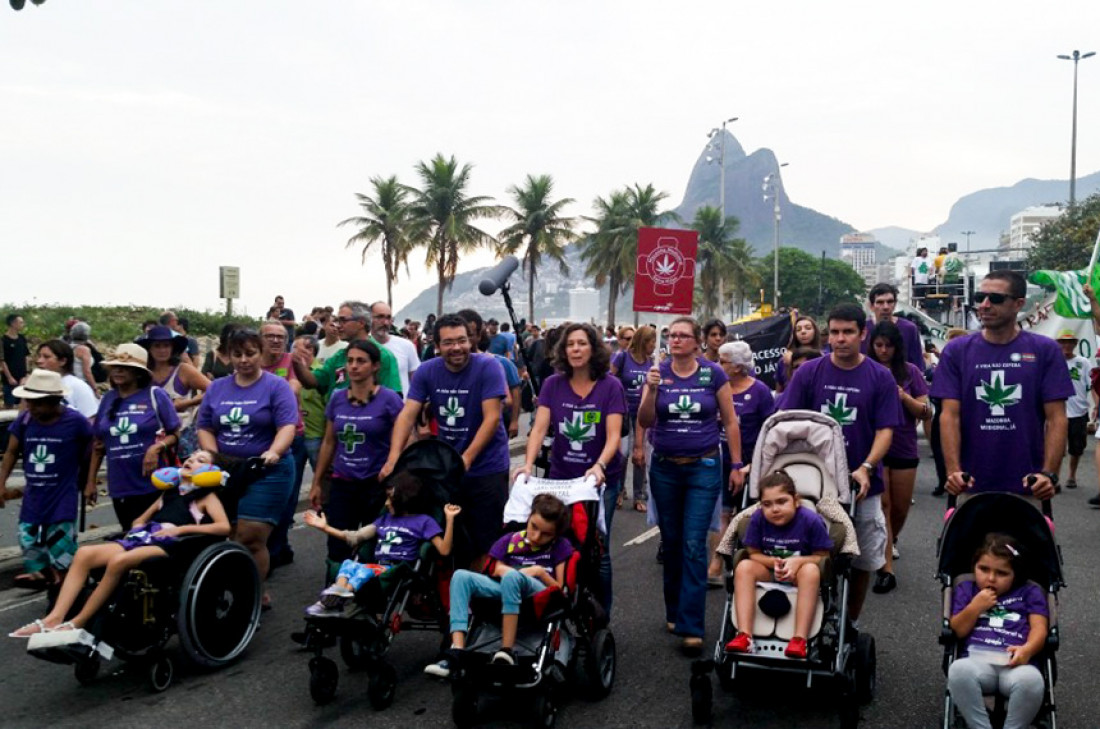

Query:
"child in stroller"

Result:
[[302, 471, 460, 617], [946, 533, 1048, 729], [427, 492, 573, 675], [724, 470, 832, 659], [9, 451, 229, 638]]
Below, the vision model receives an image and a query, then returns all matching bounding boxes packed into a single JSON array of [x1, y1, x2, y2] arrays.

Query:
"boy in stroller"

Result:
[[302, 471, 460, 617]]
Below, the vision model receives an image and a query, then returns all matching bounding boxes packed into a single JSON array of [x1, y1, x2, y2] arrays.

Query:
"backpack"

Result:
[[88, 342, 108, 384]]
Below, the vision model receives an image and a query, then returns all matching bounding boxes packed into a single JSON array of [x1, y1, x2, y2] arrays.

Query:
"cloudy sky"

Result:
[[3, 1, 1098, 318]]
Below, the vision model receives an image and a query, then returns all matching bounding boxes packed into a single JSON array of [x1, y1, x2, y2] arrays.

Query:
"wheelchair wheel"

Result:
[[855, 633, 876, 704], [177, 542, 261, 667], [74, 656, 100, 686], [690, 672, 712, 725], [452, 682, 479, 729], [368, 662, 397, 710], [532, 690, 557, 729], [576, 628, 616, 700], [149, 655, 174, 693], [309, 656, 339, 705]]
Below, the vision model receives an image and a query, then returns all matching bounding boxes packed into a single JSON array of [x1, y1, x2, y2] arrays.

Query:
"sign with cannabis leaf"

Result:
[[220, 406, 250, 433], [110, 416, 138, 444], [633, 227, 698, 314], [670, 395, 701, 419], [821, 392, 857, 426], [559, 413, 595, 451], [975, 370, 1022, 416], [440, 396, 465, 426], [30, 444, 55, 473], [337, 423, 366, 454]]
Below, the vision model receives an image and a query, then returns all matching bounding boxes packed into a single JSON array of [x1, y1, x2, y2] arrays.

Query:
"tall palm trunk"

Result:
[[606, 270, 620, 329], [436, 254, 446, 317], [528, 256, 536, 323]]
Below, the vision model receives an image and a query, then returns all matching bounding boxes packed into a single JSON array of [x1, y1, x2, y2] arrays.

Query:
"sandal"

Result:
[[12, 573, 49, 590], [634, 500, 648, 513], [9, 619, 52, 638], [681, 637, 704, 656], [615, 490, 625, 510], [53, 621, 77, 632]]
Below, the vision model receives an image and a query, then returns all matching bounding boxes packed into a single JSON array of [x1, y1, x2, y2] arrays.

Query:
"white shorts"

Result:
[[851, 493, 887, 572]]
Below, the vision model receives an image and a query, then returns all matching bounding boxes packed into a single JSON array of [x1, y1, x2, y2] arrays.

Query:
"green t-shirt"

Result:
[[299, 363, 327, 438], [314, 339, 403, 400]]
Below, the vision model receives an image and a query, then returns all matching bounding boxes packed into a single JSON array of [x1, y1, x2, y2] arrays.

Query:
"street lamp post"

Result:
[[1057, 50, 1096, 207], [763, 163, 789, 310], [707, 117, 738, 317], [960, 230, 975, 255]]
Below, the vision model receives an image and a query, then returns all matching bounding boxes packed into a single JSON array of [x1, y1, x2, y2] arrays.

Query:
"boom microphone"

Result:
[[478, 256, 520, 296]]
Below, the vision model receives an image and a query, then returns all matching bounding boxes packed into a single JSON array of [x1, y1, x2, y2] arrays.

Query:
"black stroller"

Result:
[[303, 439, 465, 709], [937, 492, 1063, 729]]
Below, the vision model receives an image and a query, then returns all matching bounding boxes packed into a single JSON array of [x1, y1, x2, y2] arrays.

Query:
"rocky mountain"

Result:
[[866, 226, 924, 257]]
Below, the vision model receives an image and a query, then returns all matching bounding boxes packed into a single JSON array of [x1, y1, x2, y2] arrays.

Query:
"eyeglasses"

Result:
[[439, 338, 469, 348], [973, 292, 1019, 305], [619, 336, 633, 343], [262, 334, 286, 341], [335, 316, 359, 324], [668, 333, 695, 341], [372, 313, 392, 320]]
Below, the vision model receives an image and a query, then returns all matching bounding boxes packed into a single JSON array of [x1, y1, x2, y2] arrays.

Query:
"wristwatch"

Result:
[[1039, 471, 1059, 486], [861, 461, 875, 471]]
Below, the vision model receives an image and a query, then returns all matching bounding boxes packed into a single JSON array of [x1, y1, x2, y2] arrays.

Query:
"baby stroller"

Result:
[[25, 460, 264, 693], [303, 439, 465, 709], [692, 409, 876, 728], [449, 474, 615, 729], [937, 491, 1063, 729]]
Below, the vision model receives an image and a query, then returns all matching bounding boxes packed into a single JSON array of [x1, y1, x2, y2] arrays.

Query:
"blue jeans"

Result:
[[267, 436, 305, 558], [449, 569, 546, 633], [600, 473, 623, 615], [649, 454, 722, 638]]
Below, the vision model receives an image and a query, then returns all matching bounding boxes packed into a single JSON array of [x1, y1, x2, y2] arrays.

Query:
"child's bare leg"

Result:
[[451, 631, 466, 649], [792, 562, 821, 639], [43, 544, 123, 625], [500, 614, 519, 650], [67, 547, 166, 629], [734, 559, 769, 634]]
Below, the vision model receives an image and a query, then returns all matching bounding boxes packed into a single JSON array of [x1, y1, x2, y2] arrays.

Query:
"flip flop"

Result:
[[12, 574, 49, 591], [9, 619, 52, 638], [633, 500, 648, 513]]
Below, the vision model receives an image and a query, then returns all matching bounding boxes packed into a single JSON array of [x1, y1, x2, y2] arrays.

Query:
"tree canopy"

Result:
[[1027, 194, 1100, 272], [756, 247, 866, 313]]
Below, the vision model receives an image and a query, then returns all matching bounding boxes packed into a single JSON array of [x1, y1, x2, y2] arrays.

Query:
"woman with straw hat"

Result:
[[0, 370, 94, 588], [139, 325, 209, 459], [88, 343, 182, 531]]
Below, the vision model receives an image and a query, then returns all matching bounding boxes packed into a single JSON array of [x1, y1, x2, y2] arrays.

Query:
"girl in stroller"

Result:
[[427, 493, 573, 676], [947, 533, 1048, 729], [724, 471, 832, 659], [302, 471, 460, 617], [9, 451, 230, 638]]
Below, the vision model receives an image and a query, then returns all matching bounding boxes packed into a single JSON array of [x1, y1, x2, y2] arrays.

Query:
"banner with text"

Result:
[[729, 314, 793, 389]]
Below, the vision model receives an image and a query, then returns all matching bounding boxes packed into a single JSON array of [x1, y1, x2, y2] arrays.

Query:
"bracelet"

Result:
[[594, 462, 606, 471]]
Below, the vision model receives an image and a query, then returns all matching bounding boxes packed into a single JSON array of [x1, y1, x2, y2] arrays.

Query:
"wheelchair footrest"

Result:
[[27, 629, 114, 663]]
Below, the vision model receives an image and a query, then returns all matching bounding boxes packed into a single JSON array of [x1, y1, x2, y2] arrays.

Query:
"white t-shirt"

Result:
[[380, 335, 421, 396], [911, 256, 932, 285], [62, 373, 99, 418], [1065, 354, 1093, 418], [316, 338, 348, 365]]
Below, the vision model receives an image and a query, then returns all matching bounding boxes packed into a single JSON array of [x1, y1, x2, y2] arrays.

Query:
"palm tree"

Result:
[[689, 205, 744, 319], [337, 175, 413, 308], [728, 239, 760, 316], [498, 174, 578, 322], [406, 154, 505, 316]]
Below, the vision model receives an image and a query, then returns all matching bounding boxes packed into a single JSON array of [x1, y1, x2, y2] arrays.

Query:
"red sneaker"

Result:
[[724, 632, 752, 653], [784, 636, 807, 659]]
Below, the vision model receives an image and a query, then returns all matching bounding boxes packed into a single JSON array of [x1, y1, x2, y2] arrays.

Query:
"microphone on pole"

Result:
[[478, 256, 520, 296]]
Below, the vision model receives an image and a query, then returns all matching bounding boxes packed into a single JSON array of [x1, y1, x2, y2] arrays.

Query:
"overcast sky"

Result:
[[3, 1, 1098, 319]]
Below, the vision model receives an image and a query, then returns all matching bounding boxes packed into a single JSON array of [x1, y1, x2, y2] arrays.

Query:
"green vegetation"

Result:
[[754, 247, 867, 314], [1026, 193, 1100, 272], [339, 175, 416, 309], [0, 304, 255, 349]]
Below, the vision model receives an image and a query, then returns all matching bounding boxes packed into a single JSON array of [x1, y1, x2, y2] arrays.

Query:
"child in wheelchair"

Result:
[[724, 470, 832, 659], [9, 450, 230, 638], [426, 492, 573, 677], [302, 471, 460, 617]]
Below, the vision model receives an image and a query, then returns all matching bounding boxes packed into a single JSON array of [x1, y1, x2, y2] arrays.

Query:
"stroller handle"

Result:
[[946, 473, 1053, 519]]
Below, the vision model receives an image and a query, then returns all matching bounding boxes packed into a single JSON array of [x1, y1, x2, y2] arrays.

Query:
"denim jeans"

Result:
[[267, 435, 306, 559], [649, 453, 722, 638], [449, 569, 546, 633], [599, 473, 623, 615]]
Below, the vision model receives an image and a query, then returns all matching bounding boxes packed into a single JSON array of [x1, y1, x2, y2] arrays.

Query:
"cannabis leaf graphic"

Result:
[[110, 416, 138, 444], [655, 256, 676, 276], [441, 397, 465, 426], [559, 413, 595, 451], [821, 393, 857, 426], [337, 423, 366, 454], [976, 371, 1021, 416], [220, 406, 250, 432], [30, 445, 55, 473], [670, 395, 701, 419]]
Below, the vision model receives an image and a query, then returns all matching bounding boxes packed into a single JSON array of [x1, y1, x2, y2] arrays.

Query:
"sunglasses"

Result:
[[973, 292, 1019, 305]]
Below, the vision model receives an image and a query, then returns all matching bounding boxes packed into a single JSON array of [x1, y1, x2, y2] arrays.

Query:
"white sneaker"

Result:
[[305, 602, 343, 618], [423, 658, 452, 678], [322, 585, 354, 598], [892, 544, 900, 560]]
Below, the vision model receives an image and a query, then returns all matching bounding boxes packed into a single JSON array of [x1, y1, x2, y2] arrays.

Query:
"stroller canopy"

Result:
[[750, 410, 852, 504], [389, 440, 466, 504]]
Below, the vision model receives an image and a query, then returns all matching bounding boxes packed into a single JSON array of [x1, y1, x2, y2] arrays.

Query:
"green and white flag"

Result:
[[1028, 229, 1100, 319]]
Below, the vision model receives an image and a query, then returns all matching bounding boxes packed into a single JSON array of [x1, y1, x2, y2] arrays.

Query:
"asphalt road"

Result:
[[0, 441, 1098, 729]]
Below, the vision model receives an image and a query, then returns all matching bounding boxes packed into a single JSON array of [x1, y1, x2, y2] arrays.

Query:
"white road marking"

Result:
[[623, 526, 660, 546], [0, 592, 46, 614]]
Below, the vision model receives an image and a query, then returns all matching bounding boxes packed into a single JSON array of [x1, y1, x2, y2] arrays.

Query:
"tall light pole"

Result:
[[763, 163, 789, 310], [707, 117, 738, 317], [1057, 50, 1096, 207], [960, 230, 975, 255]]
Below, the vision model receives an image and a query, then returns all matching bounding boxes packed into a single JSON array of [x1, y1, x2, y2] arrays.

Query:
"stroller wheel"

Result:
[[690, 672, 713, 725], [855, 633, 876, 704], [148, 655, 174, 693], [532, 690, 558, 729], [339, 636, 370, 671], [576, 629, 616, 700], [836, 673, 860, 729], [74, 655, 100, 686], [309, 656, 339, 705], [451, 682, 479, 729], [368, 662, 397, 711]]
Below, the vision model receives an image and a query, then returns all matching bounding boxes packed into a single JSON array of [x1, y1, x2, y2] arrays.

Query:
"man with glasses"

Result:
[[932, 271, 1072, 501], [864, 283, 926, 373], [292, 300, 402, 399], [371, 301, 420, 395]]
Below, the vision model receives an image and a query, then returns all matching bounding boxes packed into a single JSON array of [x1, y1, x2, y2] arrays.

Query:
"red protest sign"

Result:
[[633, 227, 698, 314]]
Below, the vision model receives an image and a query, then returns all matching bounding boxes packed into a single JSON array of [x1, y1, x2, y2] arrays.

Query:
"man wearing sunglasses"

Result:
[[932, 271, 1072, 501], [292, 300, 403, 400]]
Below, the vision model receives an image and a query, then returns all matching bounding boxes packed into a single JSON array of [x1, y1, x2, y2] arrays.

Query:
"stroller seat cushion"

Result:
[[732, 582, 824, 641]]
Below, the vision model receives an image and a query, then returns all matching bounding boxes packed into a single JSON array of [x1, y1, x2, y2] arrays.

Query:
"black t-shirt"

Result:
[[2, 333, 29, 380]]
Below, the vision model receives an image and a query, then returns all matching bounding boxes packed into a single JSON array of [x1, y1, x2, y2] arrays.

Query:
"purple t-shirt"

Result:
[[861, 316, 926, 374], [407, 354, 510, 477], [539, 374, 627, 481], [930, 331, 1073, 494], [886, 362, 929, 461], [744, 506, 832, 557], [488, 530, 575, 571], [780, 355, 902, 497], [372, 512, 442, 564], [10, 408, 93, 525], [952, 581, 1048, 658], [650, 358, 730, 457], [611, 351, 650, 416], [94, 387, 181, 498], [197, 371, 299, 458], [324, 387, 403, 480], [731, 378, 776, 460]]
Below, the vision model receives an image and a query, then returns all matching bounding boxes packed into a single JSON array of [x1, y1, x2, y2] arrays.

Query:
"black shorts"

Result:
[[456, 470, 509, 562], [1068, 415, 1088, 457], [883, 455, 920, 470]]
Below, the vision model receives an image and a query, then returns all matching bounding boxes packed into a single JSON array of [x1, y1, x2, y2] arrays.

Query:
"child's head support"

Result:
[[531, 493, 570, 536], [759, 469, 797, 498], [974, 532, 1027, 587], [152, 464, 225, 491]]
